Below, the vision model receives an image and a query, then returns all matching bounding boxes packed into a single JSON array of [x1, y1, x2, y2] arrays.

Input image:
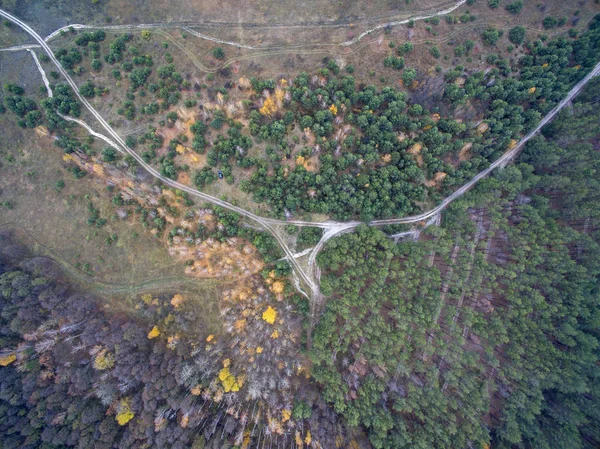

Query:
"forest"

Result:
[[310, 76, 600, 448], [2, 65, 599, 449], [1, 9, 600, 449], [0, 235, 316, 449]]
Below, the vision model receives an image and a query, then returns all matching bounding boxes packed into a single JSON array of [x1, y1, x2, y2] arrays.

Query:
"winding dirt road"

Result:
[[2, 7, 599, 328]]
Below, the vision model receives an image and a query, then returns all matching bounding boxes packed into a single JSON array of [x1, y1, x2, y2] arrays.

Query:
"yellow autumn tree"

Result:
[[259, 96, 277, 116], [296, 155, 306, 167], [116, 398, 135, 425], [282, 409, 291, 422], [305, 430, 312, 445], [170, 294, 184, 308], [241, 432, 252, 449], [234, 319, 247, 331], [271, 281, 284, 294], [147, 326, 160, 339], [262, 306, 277, 324], [93, 349, 115, 370], [329, 104, 338, 115], [275, 87, 285, 103], [180, 414, 189, 428], [0, 353, 17, 366], [295, 431, 304, 448], [218, 366, 241, 392], [167, 335, 180, 349]]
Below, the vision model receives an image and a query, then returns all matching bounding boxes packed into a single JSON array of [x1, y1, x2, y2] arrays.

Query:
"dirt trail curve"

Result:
[[2, 7, 599, 326], [40, 0, 467, 50]]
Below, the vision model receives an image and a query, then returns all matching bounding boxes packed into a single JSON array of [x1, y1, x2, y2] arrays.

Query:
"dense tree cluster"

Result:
[[2, 84, 42, 128], [42, 84, 81, 130], [236, 18, 600, 221]]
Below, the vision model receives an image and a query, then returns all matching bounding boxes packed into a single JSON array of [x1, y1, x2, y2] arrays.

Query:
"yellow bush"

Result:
[[305, 430, 312, 445], [0, 353, 17, 366], [295, 431, 304, 447], [141, 30, 151, 40], [218, 367, 241, 392], [259, 96, 277, 116], [147, 326, 160, 339], [262, 306, 277, 324], [116, 398, 135, 426]]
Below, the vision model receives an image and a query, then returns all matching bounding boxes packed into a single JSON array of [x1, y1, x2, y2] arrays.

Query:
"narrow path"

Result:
[[40, 0, 466, 50]]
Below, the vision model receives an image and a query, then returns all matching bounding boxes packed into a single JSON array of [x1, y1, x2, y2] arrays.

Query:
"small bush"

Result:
[[509, 26, 526, 45], [543, 17, 558, 29], [213, 47, 225, 59], [482, 28, 501, 46], [505, 0, 523, 14]]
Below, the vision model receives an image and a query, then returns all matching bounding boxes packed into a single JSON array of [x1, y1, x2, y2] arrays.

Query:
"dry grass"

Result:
[[0, 113, 190, 286]]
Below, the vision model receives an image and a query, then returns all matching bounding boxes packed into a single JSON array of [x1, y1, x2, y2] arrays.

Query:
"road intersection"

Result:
[[1, 7, 599, 332]]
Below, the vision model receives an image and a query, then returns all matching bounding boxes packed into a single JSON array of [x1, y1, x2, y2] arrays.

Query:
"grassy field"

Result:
[[0, 53, 199, 287], [0, 106, 225, 334]]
